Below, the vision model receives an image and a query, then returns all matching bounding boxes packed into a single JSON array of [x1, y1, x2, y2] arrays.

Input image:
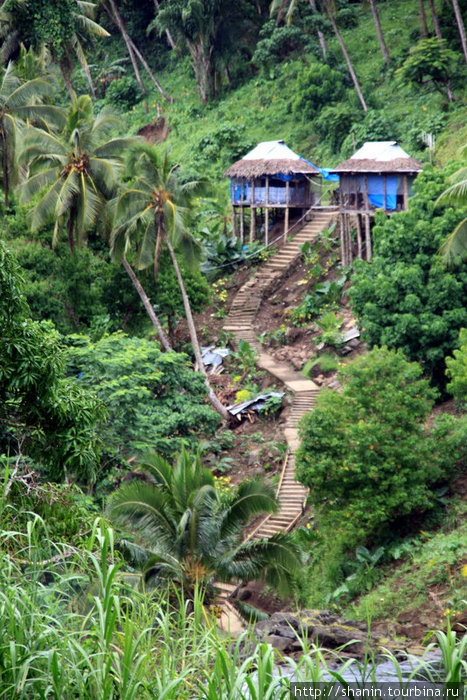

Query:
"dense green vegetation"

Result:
[[1, 0, 467, 693]]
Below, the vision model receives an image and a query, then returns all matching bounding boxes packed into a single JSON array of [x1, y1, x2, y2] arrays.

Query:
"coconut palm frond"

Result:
[[219, 479, 278, 539], [29, 178, 63, 231], [73, 11, 110, 38], [5, 76, 51, 108], [439, 217, 467, 266], [19, 166, 58, 201], [436, 179, 467, 206]]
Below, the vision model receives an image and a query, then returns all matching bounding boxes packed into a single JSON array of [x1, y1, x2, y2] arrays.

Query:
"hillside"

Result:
[[0, 0, 467, 695]]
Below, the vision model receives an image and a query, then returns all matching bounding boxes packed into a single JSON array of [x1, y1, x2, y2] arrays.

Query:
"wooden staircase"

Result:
[[217, 208, 336, 632]]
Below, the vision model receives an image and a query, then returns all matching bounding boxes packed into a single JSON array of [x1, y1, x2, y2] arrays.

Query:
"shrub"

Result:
[[349, 165, 467, 387], [105, 76, 141, 110], [296, 347, 462, 545], [292, 62, 345, 121], [446, 327, 467, 401], [65, 332, 220, 460]]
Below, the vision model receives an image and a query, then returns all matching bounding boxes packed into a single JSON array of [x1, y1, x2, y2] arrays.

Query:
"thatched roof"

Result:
[[224, 140, 320, 178], [331, 142, 423, 174]]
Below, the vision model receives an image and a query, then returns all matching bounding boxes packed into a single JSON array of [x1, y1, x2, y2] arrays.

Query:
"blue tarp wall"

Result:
[[361, 174, 398, 210]]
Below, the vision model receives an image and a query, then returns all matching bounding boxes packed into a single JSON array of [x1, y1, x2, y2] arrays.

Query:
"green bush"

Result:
[[105, 76, 141, 110], [65, 332, 220, 460], [349, 165, 467, 387], [296, 347, 463, 545], [292, 62, 345, 121], [446, 327, 467, 401]]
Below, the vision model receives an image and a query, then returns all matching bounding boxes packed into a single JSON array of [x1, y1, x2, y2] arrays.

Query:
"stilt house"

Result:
[[224, 140, 321, 244], [330, 142, 423, 264]]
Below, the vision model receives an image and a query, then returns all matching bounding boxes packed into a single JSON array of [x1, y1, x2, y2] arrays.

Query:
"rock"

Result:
[[340, 345, 353, 356], [343, 327, 360, 342], [267, 634, 293, 652], [327, 380, 341, 390], [348, 338, 361, 349], [254, 610, 372, 657]]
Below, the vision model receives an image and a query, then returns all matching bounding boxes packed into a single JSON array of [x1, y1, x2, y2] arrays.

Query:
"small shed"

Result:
[[224, 140, 321, 244], [330, 142, 423, 264]]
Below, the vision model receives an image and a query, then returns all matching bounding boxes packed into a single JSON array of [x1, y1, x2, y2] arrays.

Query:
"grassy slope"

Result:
[[124, 0, 457, 182], [112, 1, 467, 626]]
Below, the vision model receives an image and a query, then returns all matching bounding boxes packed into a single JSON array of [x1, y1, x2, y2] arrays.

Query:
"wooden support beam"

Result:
[[232, 207, 237, 238], [356, 214, 363, 259], [250, 180, 255, 243], [240, 205, 244, 244], [265, 177, 269, 246], [403, 175, 409, 210], [363, 175, 370, 211], [339, 213, 346, 265], [284, 180, 290, 244], [365, 214, 372, 261]]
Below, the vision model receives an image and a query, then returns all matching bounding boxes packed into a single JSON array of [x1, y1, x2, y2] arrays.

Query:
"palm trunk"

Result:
[[451, 0, 467, 64], [102, 0, 146, 95], [152, 0, 176, 49], [81, 56, 97, 98], [1, 125, 9, 208], [122, 257, 172, 351], [67, 209, 76, 255], [164, 235, 229, 420], [322, 0, 368, 112], [419, 0, 429, 36], [368, 0, 390, 66], [60, 59, 75, 101], [427, 0, 442, 38], [126, 37, 174, 103], [309, 0, 327, 59]]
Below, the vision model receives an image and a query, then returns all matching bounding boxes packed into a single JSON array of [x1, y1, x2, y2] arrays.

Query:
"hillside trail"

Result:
[[217, 207, 338, 635]]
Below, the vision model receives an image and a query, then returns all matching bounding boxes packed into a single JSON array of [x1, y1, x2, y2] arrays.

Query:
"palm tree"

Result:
[[0, 62, 63, 207], [0, 0, 109, 99], [19, 95, 132, 253], [107, 450, 302, 599], [270, 0, 367, 111], [111, 143, 229, 419]]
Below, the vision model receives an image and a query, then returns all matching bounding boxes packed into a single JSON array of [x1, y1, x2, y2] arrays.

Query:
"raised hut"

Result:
[[330, 142, 423, 264], [224, 140, 321, 244]]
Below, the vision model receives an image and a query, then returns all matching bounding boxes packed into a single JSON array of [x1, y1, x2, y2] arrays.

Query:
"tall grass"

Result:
[[0, 511, 465, 698]]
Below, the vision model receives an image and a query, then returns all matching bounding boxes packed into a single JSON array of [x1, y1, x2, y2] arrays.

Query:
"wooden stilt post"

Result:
[[265, 176, 269, 246], [284, 180, 290, 244], [365, 214, 372, 261], [250, 180, 255, 243], [403, 175, 409, 210], [232, 207, 237, 237], [363, 175, 370, 211], [356, 214, 363, 259], [339, 189, 346, 264], [240, 206, 244, 244]]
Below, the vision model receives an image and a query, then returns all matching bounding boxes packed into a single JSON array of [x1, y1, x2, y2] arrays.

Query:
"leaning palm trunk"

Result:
[[451, 0, 467, 64], [164, 236, 229, 420], [322, 0, 367, 111], [309, 0, 327, 58], [122, 257, 172, 351], [368, 0, 390, 66], [427, 0, 442, 38]]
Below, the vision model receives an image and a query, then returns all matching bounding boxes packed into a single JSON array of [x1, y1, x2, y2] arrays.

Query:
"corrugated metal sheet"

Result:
[[241, 140, 301, 161]]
